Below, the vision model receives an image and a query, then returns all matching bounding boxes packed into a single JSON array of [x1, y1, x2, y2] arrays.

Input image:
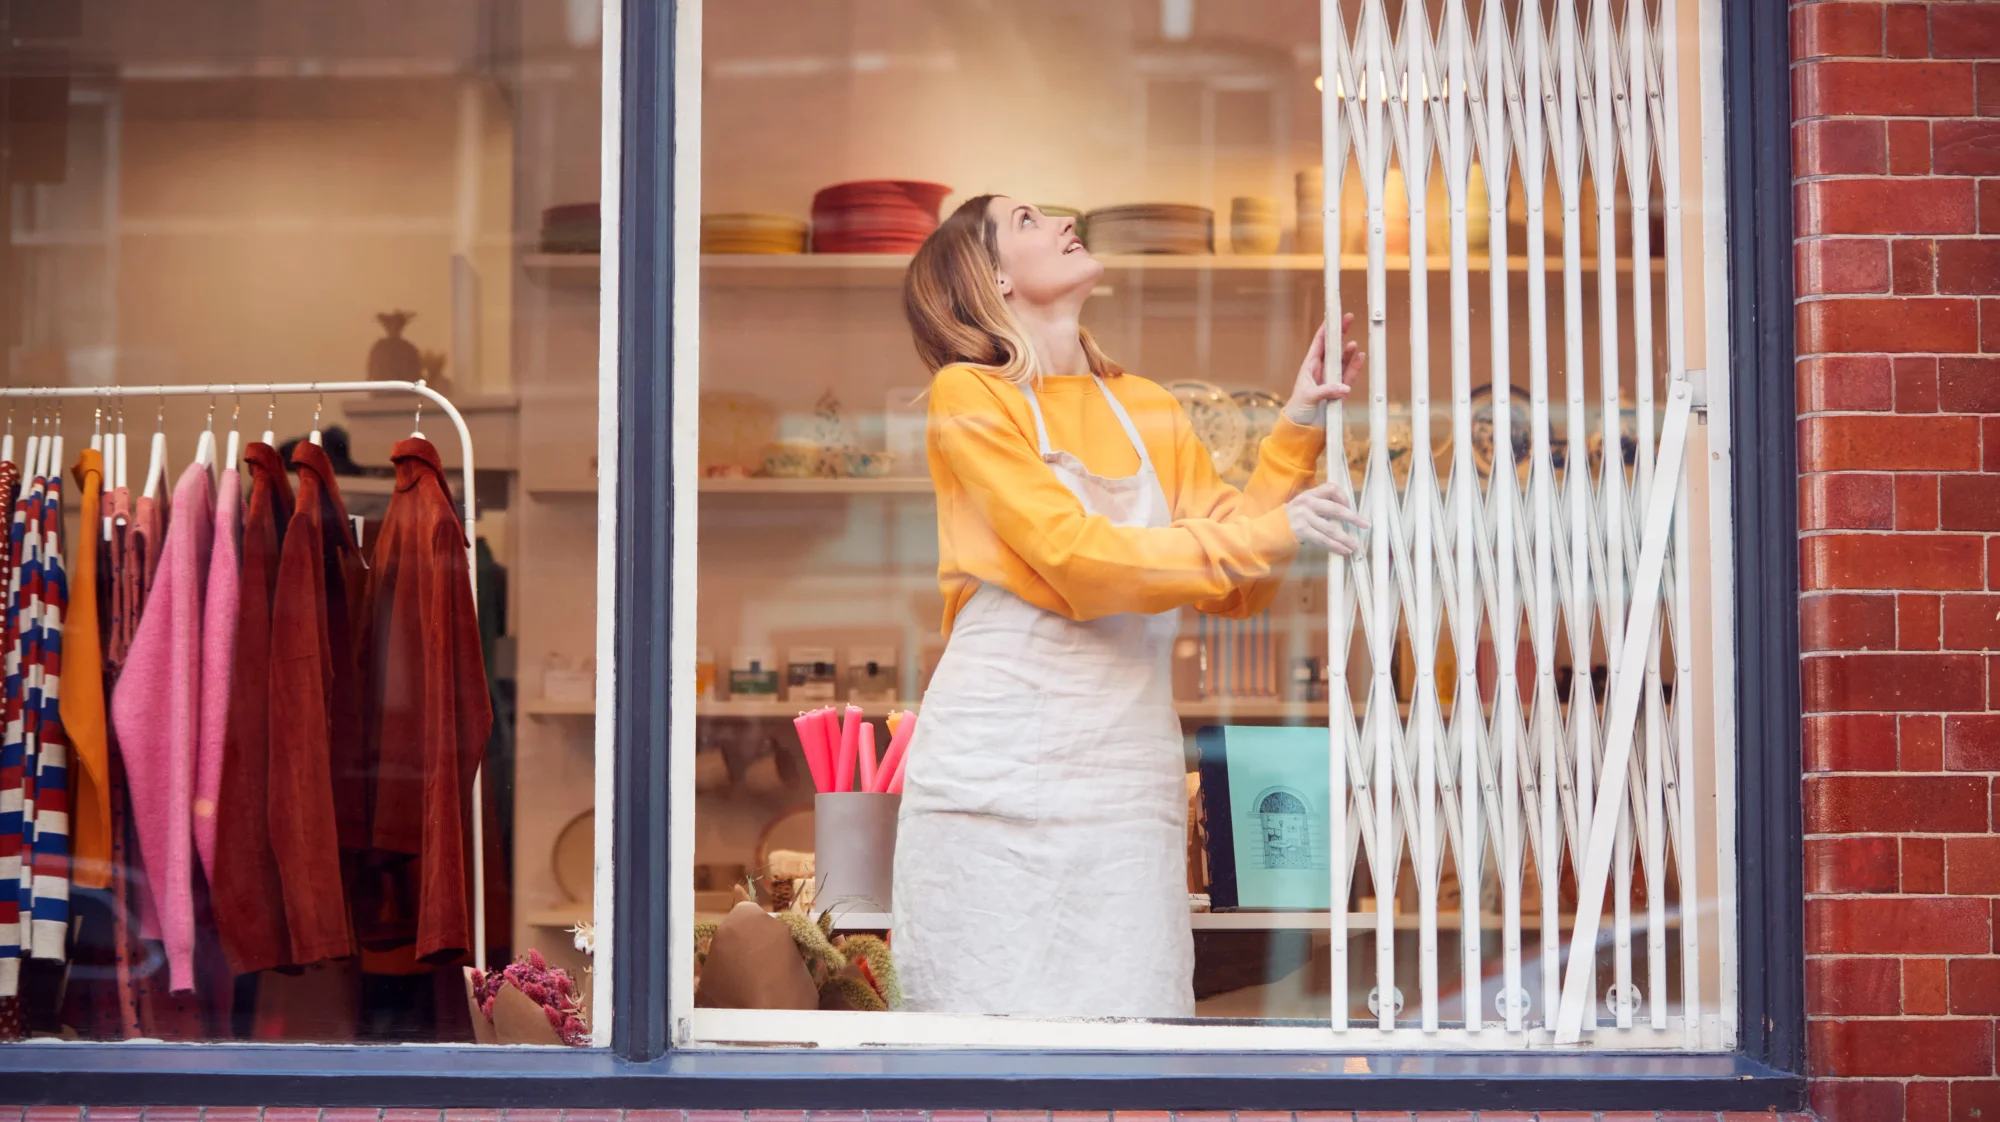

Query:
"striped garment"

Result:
[[0, 460, 67, 997], [27, 466, 68, 965], [0, 464, 36, 996]]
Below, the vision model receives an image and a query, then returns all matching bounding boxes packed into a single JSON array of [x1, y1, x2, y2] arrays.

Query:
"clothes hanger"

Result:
[[111, 395, 129, 538], [141, 390, 168, 501], [194, 393, 217, 472], [115, 393, 129, 491], [3, 396, 15, 467], [23, 405, 41, 486], [96, 399, 112, 541], [309, 389, 324, 447], [48, 398, 63, 488], [223, 394, 240, 468], [411, 379, 426, 441], [261, 391, 276, 447], [26, 400, 41, 483], [27, 397, 49, 483]]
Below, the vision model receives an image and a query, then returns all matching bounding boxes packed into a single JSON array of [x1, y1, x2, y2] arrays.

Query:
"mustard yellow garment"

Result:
[[928, 363, 1327, 633]]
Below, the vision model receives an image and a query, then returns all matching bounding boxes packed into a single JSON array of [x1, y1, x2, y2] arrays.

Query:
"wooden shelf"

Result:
[[1174, 698, 1414, 721], [521, 477, 943, 497], [704, 252, 1652, 289], [699, 476, 932, 495], [697, 698, 916, 720], [1178, 698, 1324, 720], [536, 693, 1416, 723], [524, 903, 592, 929], [523, 696, 596, 717], [523, 252, 600, 288], [659, 697, 1402, 722], [529, 252, 1661, 293]]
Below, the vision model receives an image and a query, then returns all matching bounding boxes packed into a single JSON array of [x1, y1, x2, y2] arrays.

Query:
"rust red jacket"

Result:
[[211, 443, 294, 973], [266, 441, 366, 966], [360, 438, 492, 962]]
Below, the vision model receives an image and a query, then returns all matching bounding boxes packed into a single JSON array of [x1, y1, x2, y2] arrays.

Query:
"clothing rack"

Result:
[[0, 379, 491, 969]]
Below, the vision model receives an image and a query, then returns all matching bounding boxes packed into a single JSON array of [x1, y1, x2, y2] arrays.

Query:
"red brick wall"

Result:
[[0, 1096, 1810, 1119], [1794, 0, 2000, 1119]]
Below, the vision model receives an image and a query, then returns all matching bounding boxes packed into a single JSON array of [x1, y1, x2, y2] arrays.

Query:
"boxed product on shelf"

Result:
[[786, 646, 839, 702], [847, 645, 898, 703], [729, 648, 780, 698]]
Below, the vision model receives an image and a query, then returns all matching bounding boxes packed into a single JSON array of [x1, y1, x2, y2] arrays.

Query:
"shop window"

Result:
[[0, 0, 604, 1047], [4, 0, 1809, 1104], [683, 0, 1741, 1052]]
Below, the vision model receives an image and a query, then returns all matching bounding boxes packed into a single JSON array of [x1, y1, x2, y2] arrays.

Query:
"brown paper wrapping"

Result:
[[693, 901, 818, 1010], [492, 977, 567, 1046], [463, 966, 569, 1045]]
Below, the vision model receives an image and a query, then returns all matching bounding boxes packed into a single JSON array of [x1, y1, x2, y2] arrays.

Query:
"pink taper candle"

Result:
[[816, 706, 842, 782], [792, 712, 831, 792], [834, 704, 862, 792], [857, 721, 879, 792], [885, 744, 910, 794], [876, 709, 916, 791]]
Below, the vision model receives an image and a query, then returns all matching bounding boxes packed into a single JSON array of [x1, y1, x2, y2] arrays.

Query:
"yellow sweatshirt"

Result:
[[928, 364, 1326, 634]]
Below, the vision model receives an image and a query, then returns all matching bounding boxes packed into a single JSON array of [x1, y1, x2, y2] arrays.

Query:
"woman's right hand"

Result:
[[1286, 482, 1369, 554]]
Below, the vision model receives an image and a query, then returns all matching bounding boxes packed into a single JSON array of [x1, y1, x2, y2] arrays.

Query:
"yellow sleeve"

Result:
[[1167, 405, 1327, 618], [931, 368, 1300, 622]]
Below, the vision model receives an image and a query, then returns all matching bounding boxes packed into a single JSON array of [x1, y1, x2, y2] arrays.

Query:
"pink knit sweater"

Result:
[[110, 461, 214, 992], [195, 467, 240, 882]]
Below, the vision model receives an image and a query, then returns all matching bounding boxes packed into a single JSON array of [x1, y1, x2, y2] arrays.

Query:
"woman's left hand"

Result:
[[1282, 313, 1365, 426]]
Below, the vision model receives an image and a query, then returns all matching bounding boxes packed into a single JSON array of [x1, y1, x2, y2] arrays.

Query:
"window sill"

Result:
[[7, 1041, 1804, 1112]]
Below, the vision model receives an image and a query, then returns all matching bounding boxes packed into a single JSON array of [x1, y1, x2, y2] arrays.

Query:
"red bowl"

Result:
[[541, 202, 600, 227], [812, 180, 952, 219]]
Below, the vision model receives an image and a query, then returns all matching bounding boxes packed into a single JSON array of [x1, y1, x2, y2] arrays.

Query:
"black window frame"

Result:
[[5, 0, 1802, 1109]]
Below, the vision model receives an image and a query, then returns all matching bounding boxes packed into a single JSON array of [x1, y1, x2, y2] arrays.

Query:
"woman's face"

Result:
[[987, 196, 1102, 308]]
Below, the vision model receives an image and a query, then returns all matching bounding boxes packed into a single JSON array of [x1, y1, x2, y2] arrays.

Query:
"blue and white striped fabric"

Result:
[[25, 465, 68, 963], [0, 465, 38, 997], [0, 459, 21, 998]]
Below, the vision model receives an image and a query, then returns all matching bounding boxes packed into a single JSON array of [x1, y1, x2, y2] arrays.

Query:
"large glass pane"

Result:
[[686, 0, 1731, 1048], [692, 0, 1342, 1031], [0, 0, 603, 1045]]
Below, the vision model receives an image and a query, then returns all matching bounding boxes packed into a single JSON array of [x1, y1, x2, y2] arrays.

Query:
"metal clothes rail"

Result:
[[0, 379, 490, 969]]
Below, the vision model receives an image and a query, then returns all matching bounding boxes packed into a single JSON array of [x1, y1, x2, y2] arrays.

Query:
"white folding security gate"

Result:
[[1315, 0, 1732, 1049]]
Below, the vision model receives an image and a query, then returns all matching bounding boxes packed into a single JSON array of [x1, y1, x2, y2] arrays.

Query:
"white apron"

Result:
[[893, 376, 1193, 1018]]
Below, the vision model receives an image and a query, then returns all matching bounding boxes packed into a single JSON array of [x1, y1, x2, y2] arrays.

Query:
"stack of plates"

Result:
[[701, 212, 809, 254], [539, 202, 599, 254], [810, 180, 952, 253], [1082, 203, 1213, 255]]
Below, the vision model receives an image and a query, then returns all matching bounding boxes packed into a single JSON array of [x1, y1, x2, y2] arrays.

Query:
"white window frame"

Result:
[[656, 0, 1742, 1054]]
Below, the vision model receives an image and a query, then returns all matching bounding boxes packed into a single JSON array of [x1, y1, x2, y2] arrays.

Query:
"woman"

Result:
[[892, 195, 1368, 1019]]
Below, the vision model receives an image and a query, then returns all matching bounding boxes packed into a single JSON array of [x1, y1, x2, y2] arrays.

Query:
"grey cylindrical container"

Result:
[[813, 792, 901, 912]]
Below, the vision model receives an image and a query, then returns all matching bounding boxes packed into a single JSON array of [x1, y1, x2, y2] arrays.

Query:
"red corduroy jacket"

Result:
[[265, 440, 366, 966], [211, 442, 294, 974], [359, 437, 492, 962]]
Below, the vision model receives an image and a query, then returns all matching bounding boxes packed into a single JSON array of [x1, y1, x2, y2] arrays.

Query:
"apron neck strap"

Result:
[[1094, 378, 1156, 475], [1020, 376, 1156, 474], [1019, 378, 1055, 459]]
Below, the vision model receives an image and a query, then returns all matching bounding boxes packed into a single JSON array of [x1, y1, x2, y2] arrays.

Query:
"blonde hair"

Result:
[[903, 194, 1120, 384]]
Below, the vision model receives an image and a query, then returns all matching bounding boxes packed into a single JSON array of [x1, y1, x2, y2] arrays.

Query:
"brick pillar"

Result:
[[1794, 2, 2000, 1119]]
